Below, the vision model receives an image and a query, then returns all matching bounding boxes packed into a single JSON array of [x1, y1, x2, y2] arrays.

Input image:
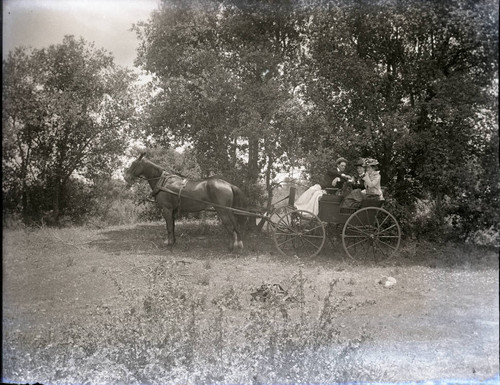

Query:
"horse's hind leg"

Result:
[[161, 207, 176, 246], [217, 209, 243, 250], [233, 216, 243, 249], [234, 214, 244, 249]]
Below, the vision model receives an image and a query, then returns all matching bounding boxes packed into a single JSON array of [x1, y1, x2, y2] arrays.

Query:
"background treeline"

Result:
[[2, 0, 498, 244]]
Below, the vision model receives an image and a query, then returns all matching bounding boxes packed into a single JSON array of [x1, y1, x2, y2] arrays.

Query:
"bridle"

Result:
[[126, 158, 162, 183], [137, 175, 162, 182], [127, 159, 180, 186]]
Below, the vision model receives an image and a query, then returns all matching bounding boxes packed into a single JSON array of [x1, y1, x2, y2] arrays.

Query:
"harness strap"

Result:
[[151, 172, 188, 212], [151, 172, 176, 197], [148, 171, 265, 218]]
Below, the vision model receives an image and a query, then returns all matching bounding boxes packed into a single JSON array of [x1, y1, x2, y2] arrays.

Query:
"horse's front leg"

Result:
[[161, 207, 176, 246]]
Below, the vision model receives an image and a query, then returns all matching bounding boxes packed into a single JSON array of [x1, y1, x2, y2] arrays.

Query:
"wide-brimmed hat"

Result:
[[365, 158, 379, 167], [336, 157, 347, 165], [355, 158, 366, 167]]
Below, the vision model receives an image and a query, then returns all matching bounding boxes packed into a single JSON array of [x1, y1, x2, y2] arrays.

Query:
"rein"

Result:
[[138, 175, 161, 182], [155, 183, 264, 218]]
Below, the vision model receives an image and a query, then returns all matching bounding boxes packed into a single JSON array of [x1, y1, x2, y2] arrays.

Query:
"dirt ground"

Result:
[[2, 221, 499, 383]]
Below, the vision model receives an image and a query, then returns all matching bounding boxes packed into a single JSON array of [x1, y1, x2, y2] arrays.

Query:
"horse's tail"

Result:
[[231, 185, 249, 228]]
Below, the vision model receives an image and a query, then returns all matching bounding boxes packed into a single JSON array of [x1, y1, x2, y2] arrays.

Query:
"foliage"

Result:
[[304, 0, 498, 199], [2, 36, 137, 224], [3, 261, 387, 384], [133, 0, 308, 207], [131, 0, 498, 240], [2, 1, 498, 241]]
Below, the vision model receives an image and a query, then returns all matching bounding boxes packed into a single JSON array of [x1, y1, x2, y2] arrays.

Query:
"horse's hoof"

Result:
[[164, 239, 175, 246], [230, 241, 243, 252]]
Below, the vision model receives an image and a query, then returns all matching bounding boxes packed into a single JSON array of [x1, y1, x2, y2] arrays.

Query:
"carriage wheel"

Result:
[[273, 209, 326, 258], [342, 207, 401, 262], [265, 205, 295, 234]]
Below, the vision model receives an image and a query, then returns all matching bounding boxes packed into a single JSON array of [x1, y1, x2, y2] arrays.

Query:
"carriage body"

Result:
[[272, 188, 401, 261], [317, 193, 383, 225]]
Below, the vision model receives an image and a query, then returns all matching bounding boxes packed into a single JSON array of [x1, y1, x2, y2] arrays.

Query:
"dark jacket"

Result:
[[320, 168, 348, 189], [351, 174, 365, 190]]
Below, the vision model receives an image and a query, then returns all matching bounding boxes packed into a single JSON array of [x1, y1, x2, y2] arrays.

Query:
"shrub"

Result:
[[3, 266, 388, 384]]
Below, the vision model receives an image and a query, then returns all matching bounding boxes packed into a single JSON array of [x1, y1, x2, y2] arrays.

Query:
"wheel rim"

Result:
[[342, 207, 401, 261], [265, 205, 295, 234], [273, 209, 326, 258]]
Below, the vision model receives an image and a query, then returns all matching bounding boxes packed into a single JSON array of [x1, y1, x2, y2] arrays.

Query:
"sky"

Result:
[[3, 0, 160, 68]]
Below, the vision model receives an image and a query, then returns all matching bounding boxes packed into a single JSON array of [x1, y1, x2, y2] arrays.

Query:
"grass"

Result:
[[2, 221, 499, 384]]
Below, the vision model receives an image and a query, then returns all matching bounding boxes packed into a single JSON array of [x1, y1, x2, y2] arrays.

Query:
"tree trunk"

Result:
[[51, 177, 64, 225], [435, 191, 445, 228], [21, 184, 29, 223], [264, 153, 274, 213], [247, 138, 260, 183], [246, 137, 260, 230]]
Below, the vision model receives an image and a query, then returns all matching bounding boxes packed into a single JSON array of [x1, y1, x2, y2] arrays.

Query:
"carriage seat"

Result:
[[320, 193, 343, 203], [338, 197, 384, 215], [318, 193, 384, 220], [324, 188, 339, 195]]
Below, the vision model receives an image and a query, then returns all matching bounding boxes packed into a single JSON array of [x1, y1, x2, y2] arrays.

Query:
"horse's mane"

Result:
[[143, 157, 186, 178]]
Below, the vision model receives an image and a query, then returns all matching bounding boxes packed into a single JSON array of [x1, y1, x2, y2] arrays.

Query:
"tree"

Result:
[[217, 0, 307, 204], [302, 0, 498, 233], [133, 0, 498, 239], [134, 0, 306, 205], [134, 0, 242, 178], [2, 36, 137, 223]]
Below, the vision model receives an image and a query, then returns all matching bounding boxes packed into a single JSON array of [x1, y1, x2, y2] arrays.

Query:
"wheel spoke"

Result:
[[275, 228, 296, 237], [376, 213, 390, 228], [276, 225, 301, 237], [375, 238, 398, 251], [345, 236, 370, 249], [345, 224, 374, 237], [301, 234, 326, 239], [378, 241, 396, 259], [377, 223, 397, 234], [343, 207, 401, 262], [301, 235, 323, 248], [273, 210, 325, 258], [304, 223, 325, 233], [276, 236, 297, 248]]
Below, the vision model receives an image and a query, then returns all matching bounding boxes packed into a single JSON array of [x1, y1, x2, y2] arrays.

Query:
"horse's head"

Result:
[[123, 152, 146, 186]]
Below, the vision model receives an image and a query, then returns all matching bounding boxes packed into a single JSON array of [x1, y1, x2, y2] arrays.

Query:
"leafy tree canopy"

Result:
[[133, 0, 498, 238], [3, 36, 137, 222]]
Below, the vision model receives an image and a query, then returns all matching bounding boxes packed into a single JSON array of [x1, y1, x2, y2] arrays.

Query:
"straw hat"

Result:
[[365, 158, 379, 167]]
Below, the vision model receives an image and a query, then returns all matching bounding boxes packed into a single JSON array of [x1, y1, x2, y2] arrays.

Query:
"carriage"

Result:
[[265, 187, 401, 261], [124, 153, 401, 261]]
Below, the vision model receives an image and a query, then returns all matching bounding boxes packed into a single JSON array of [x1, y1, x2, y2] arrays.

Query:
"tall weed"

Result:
[[3, 262, 387, 384]]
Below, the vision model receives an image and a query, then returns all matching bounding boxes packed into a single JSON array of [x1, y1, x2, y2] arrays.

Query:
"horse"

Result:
[[123, 152, 248, 250]]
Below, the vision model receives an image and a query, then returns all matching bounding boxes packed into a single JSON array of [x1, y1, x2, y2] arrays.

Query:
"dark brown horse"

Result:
[[123, 152, 247, 250]]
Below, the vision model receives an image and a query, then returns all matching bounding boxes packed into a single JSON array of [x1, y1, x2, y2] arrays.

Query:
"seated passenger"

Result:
[[340, 158, 366, 209], [362, 158, 384, 200], [320, 157, 353, 190], [351, 158, 366, 190], [295, 157, 353, 215]]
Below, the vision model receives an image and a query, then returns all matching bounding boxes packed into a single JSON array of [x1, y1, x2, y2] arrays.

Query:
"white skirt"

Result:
[[294, 184, 325, 215]]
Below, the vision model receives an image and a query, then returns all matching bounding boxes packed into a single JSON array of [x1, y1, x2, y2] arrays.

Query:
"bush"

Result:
[[3, 267, 388, 384]]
